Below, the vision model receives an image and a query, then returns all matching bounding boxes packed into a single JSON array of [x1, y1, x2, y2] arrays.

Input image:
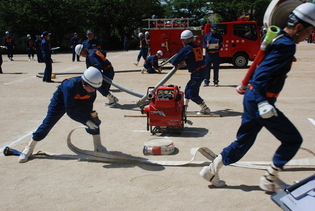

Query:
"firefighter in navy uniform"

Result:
[[82, 29, 101, 50], [26, 34, 35, 61], [145, 31, 150, 55], [75, 44, 119, 107], [134, 32, 149, 66], [41, 31, 53, 82], [142, 50, 163, 74], [171, 30, 211, 115], [34, 35, 43, 63], [0, 46, 4, 73], [3, 31, 15, 61], [199, 3, 315, 193], [19, 67, 108, 163], [70, 32, 81, 62], [203, 24, 223, 87]]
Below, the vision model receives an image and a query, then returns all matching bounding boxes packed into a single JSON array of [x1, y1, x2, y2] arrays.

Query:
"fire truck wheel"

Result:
[[232, 52, 249, 68]]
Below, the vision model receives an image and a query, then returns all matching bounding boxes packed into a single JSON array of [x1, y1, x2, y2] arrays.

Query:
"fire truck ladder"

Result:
[[143, 18, 195, 30]]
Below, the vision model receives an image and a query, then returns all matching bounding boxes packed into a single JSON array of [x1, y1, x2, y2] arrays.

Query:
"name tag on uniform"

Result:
[[207, 43, 219, 49]]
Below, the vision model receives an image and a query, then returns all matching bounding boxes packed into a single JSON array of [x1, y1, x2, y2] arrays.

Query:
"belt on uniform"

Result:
[[207, 50, 219, 53], [266, 92, 279, 98], [192, 65, 206, 74], [102, 64, 112, 71], [249, 85, 279, 98]]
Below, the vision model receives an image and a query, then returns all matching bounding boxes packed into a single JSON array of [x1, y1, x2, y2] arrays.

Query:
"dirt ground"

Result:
[[0, 42, 315, 211]]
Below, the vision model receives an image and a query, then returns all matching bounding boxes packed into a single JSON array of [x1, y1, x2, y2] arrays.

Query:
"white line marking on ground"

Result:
[[132, 130, 148, 133], [0, 130, 33, 155], [3, 76, 36, 86], [307, 118, 315, 126], [117, 64, 126, 68]]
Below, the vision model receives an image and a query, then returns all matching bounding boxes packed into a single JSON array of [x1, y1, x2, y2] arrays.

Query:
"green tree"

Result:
[[163, 0, 210, 25], [0, 0, 164, 51], [209, 0, 271, 25]]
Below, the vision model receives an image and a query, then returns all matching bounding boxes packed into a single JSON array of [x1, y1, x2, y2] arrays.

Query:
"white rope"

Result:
[[35, 127, 315, 169]]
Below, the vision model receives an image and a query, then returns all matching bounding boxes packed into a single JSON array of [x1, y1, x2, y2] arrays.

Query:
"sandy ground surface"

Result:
[[0, 42, 315, 211]]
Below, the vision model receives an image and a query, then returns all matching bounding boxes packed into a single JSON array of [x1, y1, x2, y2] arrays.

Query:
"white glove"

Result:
[[86, 120, 98, 130], [258, 100, 278, 119]]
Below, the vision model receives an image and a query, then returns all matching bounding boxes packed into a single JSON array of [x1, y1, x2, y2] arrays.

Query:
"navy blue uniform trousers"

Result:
[[221, 94, 302, 169]]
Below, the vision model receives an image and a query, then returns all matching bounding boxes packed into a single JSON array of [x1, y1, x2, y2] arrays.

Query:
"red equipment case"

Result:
[[142, 85, 186, 135]]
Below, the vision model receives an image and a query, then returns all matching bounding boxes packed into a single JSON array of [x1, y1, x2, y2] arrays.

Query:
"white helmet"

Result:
[[180, 30, 193, 39], [292, 3, 315, 27], [157, 50, 163, 56], [5, 31, 9, 34], [27, 34, 31, 37], [81, 67, 103, 88], [145, 31, 149, 35], [138, 32, 144, 37], [75, 44, 84, 56]]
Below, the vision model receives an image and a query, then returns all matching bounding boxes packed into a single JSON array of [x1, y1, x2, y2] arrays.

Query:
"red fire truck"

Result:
[[144, 18, 261, 68]]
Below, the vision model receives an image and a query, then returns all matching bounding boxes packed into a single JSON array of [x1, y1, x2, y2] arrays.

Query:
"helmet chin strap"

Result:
[[292, 26, 313, 43]]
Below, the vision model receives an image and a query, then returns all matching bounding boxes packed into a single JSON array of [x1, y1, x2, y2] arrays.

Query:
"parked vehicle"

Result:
[[144, 18, 261, 68], [204, 19, 261, 68]]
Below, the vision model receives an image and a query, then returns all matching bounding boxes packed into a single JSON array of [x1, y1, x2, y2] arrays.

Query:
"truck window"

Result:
[[217, 24, 227, 35], [233, 23, 258, 41]]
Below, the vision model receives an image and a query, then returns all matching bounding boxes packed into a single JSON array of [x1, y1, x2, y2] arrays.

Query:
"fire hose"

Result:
[[4, 126, 315, 169], [19, 127, 315, 169], [235, 25, 280, 94]]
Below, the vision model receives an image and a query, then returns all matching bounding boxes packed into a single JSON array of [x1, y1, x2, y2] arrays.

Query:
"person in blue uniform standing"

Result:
[[203, 24, 223, 87], [199, 3, 315, 193], [34, 35, 43, 63], [134, 32, 148, 66], [3, 31, 15, 61], [171, 30, 211, 115], [70, 32, 81, 62], [26, 34, 35, 61], [82, 29, 101, 50], [141, 50, 163, 74], [75, 44, 119, 107], [41, 31, 54, 82], [123, 35, 129, 52], [19, 67, 107, 163], [0, 46, 4, 73], [145, 31, 150, 55]]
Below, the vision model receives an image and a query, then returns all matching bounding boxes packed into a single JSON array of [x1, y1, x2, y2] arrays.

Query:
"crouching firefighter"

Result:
[[75, 44, 119, 107], [19, 67, 109, 163]]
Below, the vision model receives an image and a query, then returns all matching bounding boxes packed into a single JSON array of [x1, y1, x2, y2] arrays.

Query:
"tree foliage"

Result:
[[209, 0, 271, 25], [0, 0, 163, 51], [0, 0, 278, 52]]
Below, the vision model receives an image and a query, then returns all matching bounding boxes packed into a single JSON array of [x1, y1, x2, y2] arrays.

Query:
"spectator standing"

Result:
[[26, 34, 35, 61], [3, 31, 15, 61], [0, 46, 4, 73], [41, 31, 53, 82], [123, 35, 129, 51], [203, 24, 223, 87], [70, 32, 81, 62], [34, 35, 43, 63]]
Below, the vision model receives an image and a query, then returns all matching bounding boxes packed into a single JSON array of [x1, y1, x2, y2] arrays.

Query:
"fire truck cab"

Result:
[[204, 19, 261, 68], [143, 18, 203, 61], [144, 18, 261, 68]]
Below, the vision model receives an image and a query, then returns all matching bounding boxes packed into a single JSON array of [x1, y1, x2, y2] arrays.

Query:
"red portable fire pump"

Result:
[[142, 85, 186, 135]]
